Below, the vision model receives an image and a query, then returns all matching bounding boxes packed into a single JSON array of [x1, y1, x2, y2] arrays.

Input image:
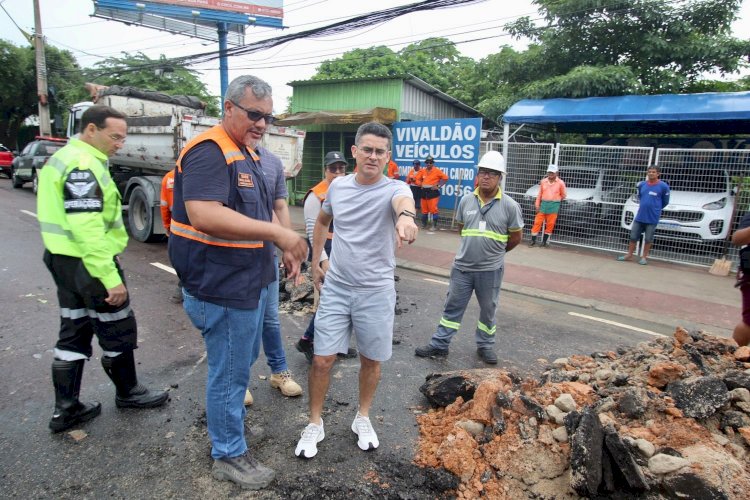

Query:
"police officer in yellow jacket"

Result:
[[37, 105, 168, 434]]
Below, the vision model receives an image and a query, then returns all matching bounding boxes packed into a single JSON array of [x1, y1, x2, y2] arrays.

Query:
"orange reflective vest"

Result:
[[168, 125, 274, 309], [387, 160, 400, 180], [160, 168, 175, 234], [303, 179, 334, 241], [406, 168, 422, 186]]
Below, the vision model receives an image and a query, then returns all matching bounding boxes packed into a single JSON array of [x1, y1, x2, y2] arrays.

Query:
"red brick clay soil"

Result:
[[414, 328, 750, 499]]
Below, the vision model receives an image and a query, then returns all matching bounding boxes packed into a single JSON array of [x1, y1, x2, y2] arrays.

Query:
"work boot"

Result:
[[101, 351, 169, 408], [295, 338, 314, 363], [529, 235, 537, 247], [49, 359, 102, 433], [212, 450, 275, 490], [421, 214, 428, 229], [414, 345, 449, 358], [542, 234, 550, 248], [477, 347, 498, 365], [244, 421, 266, 447], [270, 370, 303, 397]]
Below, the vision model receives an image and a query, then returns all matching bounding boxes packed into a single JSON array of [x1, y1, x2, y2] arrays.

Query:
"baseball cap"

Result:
[[324, 151, 346, 166], [413, 160, 421, 165], [547, 164, 558, 173]]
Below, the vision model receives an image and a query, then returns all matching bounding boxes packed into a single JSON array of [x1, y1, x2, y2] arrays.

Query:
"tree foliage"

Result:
[[86, 52, 220, 116]]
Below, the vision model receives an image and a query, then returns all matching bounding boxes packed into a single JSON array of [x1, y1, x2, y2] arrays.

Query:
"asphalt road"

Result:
[[0, 178, 673, 498]]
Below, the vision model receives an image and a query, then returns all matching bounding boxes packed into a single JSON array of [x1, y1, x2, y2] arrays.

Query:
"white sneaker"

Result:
[[295, 421, 324, 459], [351, 412, 379, 451]]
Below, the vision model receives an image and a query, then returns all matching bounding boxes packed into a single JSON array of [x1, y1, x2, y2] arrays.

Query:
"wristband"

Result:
[[399, 210, 416, 219]]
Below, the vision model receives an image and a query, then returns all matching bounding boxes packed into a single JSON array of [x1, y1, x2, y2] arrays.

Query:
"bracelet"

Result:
[[399, 210, 416, 218]]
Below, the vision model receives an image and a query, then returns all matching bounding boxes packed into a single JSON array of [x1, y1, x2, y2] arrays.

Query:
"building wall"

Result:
[[291, 79, 403, 115], [400, 83, 475, 121]]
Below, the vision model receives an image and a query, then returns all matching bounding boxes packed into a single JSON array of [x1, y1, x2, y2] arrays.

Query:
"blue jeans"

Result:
[[430, 266, 504, 350], [261, 257, 287, 373], [183, 286, 268, 460]]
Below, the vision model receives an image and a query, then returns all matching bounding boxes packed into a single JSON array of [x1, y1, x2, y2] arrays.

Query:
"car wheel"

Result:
[[31, 170, 38, 195], [11, 167, 23, 188]]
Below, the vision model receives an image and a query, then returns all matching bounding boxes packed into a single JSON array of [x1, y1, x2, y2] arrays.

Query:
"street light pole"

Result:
[[33, 0, 51, 136]]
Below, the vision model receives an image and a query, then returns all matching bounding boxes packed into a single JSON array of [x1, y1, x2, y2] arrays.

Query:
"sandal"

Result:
[[616, 255, 631, 262]]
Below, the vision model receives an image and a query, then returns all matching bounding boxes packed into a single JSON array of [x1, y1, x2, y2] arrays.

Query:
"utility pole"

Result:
[[33, 0, 51, 136]]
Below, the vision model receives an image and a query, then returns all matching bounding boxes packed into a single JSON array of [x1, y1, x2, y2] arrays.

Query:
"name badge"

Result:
[[478, 220, 487, 232], [238, 172, 255, 188]]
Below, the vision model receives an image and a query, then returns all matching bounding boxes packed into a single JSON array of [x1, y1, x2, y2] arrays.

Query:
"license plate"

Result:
[[657, 222, 680, 230]]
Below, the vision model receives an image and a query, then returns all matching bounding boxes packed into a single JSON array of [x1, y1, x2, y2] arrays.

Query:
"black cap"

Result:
[[413, 160, 421, 165], [425, 155, 434, 163], [324, 151, 346, 166]]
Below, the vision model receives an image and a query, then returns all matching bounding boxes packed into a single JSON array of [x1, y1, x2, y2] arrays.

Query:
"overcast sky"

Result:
[[2, 0, 749, 112]]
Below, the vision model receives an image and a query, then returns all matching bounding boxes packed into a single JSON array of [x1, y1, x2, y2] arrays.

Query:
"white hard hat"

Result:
[[547, 164, 558, 173], [477, 151, 505, 174]]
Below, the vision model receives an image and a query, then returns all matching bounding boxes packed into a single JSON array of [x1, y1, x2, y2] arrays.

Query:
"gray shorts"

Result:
[[314, 279, 395, 362], [630, 220, 657, 243]]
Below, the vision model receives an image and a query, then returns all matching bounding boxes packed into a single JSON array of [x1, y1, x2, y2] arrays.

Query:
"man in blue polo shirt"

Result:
[[617, 165, 670, 265]]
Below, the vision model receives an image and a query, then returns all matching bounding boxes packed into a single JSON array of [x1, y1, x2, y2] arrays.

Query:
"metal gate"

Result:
[[504, 143, 750, 268]]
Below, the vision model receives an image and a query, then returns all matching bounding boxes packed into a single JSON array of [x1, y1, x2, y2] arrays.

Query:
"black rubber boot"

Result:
[[421, 214, 428, 229], [49, 359, 102, 433], [542, 234, 550, 247], [529, 235, 537, 247], [101, 351, 168, 409]]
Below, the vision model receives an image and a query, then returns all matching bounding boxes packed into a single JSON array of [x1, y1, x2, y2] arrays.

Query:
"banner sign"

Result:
[[148, 0, 284, 18], [392, 118, 482, 209]]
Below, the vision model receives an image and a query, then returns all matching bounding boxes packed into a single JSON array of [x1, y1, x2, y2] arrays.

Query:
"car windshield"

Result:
[[559, 169, 598, 189], [658, 168, 729, 193], [40, 144, 63, 156]]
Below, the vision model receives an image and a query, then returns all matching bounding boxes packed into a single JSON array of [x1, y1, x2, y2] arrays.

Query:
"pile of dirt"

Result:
[[414, 328, 750, 499]]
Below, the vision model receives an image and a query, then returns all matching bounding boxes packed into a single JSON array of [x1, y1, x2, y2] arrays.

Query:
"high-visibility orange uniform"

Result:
[[160, 168, 175, 235], [417, 166, 449, 215], [387, 160, 400, 180], [532, 177, 567, 236], [405, 167, 421, 186]]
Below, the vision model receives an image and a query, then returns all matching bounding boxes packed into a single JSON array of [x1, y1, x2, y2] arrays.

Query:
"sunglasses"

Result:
[[327, 165, 346, 173], [230, 100, 276, 125]]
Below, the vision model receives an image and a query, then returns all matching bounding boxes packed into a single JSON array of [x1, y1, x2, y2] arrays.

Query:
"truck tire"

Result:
[[127, 186, 160, 243]]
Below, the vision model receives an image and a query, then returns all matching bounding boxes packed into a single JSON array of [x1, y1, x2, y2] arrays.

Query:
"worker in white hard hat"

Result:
[[415, 150, 523, 365], [530, 164, 567, 248]]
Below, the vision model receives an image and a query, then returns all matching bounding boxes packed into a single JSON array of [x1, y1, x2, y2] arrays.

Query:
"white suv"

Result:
[[620, 167, 734, 242]]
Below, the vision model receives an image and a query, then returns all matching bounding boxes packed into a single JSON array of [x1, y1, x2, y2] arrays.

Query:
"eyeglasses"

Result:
[[97, 127, 126, 143], [477, 169, 500, 177], [358, 146, 389, 158], [327, 165, 346, 173], [230, 100, 276, 125]]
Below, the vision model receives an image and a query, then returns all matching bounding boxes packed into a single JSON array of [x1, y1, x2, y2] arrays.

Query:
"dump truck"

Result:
[[67, 85, 305, 242]]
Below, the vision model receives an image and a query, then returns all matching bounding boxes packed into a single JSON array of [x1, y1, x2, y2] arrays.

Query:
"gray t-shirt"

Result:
[[322, 174, 412, 289], [258, 146, 287, 200], [454, 189, 524, 271]]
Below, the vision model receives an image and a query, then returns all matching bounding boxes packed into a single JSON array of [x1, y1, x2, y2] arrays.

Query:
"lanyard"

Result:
[[476, 196, 497, 219]]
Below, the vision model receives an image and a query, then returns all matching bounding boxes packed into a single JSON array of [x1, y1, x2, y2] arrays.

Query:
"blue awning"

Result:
[[502, 92, 750, 134]]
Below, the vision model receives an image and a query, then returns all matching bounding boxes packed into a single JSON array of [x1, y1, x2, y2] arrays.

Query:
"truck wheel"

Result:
[[11, 167, 23, 188], [127, 186, 159, 243]]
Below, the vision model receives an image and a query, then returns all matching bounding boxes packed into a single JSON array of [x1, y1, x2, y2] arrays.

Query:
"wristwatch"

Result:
[[399, 210, 416, 219]]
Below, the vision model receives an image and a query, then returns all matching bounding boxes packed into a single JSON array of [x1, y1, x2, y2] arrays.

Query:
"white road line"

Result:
[[568, 311, 666, 338], [20, 210, 37, 218], [423, 277, 449, 286], [150, 262, 177, 275]]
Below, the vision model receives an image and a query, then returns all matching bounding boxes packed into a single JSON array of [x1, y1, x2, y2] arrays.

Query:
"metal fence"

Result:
[[501, 143, 750, 269]]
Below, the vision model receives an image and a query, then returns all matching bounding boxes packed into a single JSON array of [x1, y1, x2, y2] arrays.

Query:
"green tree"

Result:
[[474, 0, 750, 122], [86, 52, 220, 116]]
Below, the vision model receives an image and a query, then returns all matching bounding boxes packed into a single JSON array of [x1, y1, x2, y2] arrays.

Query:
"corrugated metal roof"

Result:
[[289, 74, 480, 116]]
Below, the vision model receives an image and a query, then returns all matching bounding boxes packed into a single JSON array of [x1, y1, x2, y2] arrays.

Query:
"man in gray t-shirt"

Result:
[[415, 150, 523, 365], [294, 122, 417, 459]]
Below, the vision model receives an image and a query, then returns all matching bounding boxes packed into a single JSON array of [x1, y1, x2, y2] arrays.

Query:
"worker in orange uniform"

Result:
[[416, 155, 448, 231], [160, 168, 182, 302], [386, 159, 400, 180], [405, 159, 422, 210], [530, 164, 567, 247]]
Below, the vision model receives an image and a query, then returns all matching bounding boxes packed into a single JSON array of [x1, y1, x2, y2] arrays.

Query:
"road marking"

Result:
[[568, 311, 666, 338], [150, 262, 177, 275], [423, 278, 449, 285], [20, 210, 37, 218]]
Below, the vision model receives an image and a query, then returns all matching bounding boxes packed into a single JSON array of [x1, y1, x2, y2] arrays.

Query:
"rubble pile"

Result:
[[278, 265, 315, 315], [414, 328, 750, 499]]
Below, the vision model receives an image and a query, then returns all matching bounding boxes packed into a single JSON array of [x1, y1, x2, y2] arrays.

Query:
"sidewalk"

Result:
[[288, 206, 739, 336]]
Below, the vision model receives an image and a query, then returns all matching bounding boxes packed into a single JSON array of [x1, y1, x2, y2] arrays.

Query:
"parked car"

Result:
[[522, 166, 630, 231], [0, 144, 14, 178], [11, 137, 67, 194], [620, 166, 734, 243]]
